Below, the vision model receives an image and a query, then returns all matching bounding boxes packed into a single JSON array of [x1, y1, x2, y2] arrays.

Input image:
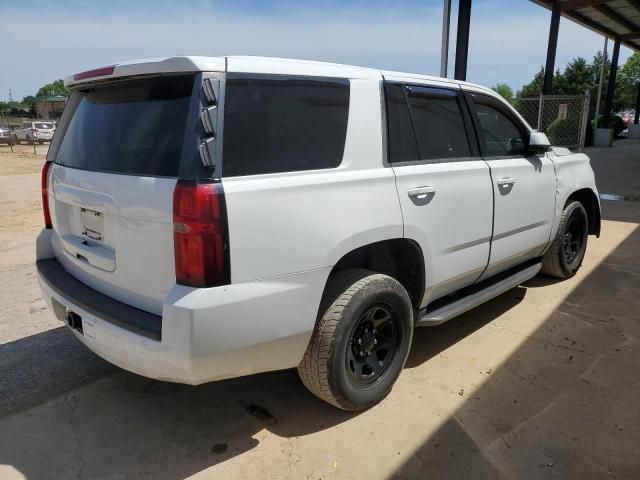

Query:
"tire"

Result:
[[26, 136, 33, 145], [298, 268, 414, 411], [12, 135, 19, 145], [541, 201, 589, 279]]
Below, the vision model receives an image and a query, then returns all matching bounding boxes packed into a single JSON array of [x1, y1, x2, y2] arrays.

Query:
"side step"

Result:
[[416, 263, 541, 327]]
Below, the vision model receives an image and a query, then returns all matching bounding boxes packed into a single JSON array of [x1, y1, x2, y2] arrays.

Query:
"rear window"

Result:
[[222, 76, 349, 177], [35, 123, 53, 129], [55, 75, 195, 177], [406, 87, 471, 160]]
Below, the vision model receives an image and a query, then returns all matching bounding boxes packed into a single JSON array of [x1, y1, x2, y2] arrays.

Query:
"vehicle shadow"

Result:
[[407, 286, 527, 368]]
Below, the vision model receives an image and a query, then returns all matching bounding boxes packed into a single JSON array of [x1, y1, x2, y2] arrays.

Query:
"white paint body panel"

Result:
[[48, 164, 177, 316], [547, 149, 600, 241], [393, 161, 493, 305], [224, 79, 403, 283], [480, 155, 556, 279]]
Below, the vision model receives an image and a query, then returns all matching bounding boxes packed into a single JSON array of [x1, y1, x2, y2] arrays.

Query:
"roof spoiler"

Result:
[[65, 56, 226, 88]]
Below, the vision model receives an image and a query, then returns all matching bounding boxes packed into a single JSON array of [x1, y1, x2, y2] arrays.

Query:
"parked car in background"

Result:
[[0, 123, 12, 145], [36, 56, 601, 411], [12, 121, 55, 144]]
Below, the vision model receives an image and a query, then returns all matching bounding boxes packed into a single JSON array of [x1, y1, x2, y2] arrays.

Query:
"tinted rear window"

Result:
[[384, 83, 419, 163], [222, 77, 349, 177], [55, 75, 195, 177], [35, 123, 53, 129]]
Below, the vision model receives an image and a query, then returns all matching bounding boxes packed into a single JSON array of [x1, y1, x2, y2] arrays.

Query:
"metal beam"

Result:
[[543, 3, 561, 94], [622, 31, 640, 40], [602, 37, 621, 129], [557, 0, 609, 11], [635, 82, 640, 125], [454, 0, 472, 81], [567, 10, 640, 51], [627, 0, 640, 15], [593, 4, 639, 33]]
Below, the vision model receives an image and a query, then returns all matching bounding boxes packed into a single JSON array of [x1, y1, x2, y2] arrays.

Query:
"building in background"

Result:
[[36, 95, 67, 120]]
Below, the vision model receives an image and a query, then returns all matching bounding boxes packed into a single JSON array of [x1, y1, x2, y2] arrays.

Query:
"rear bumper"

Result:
[[35, 230, 328, 384]]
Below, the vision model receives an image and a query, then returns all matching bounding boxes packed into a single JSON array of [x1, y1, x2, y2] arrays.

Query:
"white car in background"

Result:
[[0, 123, 12, 145], [12, 121, 55, 144], [36, 56, 601, 411]]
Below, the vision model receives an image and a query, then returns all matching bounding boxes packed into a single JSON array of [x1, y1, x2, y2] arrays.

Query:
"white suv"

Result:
[[36, 57, 600, 410], [13, 121, 55, 144]]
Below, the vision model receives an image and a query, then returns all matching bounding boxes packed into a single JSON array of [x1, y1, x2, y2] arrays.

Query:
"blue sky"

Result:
[[1, 0, 633, 101]]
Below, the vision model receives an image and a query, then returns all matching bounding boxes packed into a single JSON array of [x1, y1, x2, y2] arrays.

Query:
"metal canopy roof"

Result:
[[532, 0, 640, 51]]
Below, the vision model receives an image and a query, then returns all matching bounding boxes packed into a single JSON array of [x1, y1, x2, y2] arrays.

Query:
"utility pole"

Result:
[[8, 89, 12, 102]]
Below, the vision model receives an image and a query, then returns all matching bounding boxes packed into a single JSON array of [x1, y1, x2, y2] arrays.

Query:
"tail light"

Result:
[[41, 161, 53, 229], [173, 180, 230, 288]]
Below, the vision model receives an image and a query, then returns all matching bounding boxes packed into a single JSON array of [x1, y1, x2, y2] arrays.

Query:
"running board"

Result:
[[416, 263, 541, 327]]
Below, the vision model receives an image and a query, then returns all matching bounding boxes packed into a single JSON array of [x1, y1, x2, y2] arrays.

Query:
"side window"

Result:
[[406, 87, 472, 160], [473, 97, 527, 156], [222, 76, 350, 177], [384, 83, 419, 163]]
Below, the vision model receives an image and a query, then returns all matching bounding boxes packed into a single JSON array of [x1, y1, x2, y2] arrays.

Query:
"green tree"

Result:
[[35, 79, 68, 98], [517, 67, 544, 97], [557, 57, 593, 95], [618, 52, 640, 110], [491, 83, 514, 99]]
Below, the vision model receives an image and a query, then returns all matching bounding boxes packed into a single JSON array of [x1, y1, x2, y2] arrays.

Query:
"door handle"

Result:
[[497, 177, 516, 186], [407, 186, 436, 199]]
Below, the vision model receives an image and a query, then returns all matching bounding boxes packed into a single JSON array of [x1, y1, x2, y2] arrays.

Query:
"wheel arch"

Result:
[[327, 238, 425, 310], [567, 188, 601, 237]]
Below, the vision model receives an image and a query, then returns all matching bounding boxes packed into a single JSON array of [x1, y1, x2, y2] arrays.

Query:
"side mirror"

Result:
[[528, 131, 551, 154]]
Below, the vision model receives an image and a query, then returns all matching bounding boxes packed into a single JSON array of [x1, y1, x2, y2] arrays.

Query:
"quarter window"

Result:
[[385, 83, 419, 163], [473, 99, 527, 156], [222, 77, 350, 177]]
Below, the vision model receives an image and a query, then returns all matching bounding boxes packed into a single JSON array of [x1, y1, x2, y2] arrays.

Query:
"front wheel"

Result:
[[298, 269, 413, 411], [541, 201, 589, 279]]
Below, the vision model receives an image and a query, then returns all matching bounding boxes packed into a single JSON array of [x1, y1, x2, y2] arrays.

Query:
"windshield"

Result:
[[55, 75, 195, 177]]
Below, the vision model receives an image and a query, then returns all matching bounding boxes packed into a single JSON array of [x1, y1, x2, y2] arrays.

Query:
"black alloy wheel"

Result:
[[346, 304, 401, 388]]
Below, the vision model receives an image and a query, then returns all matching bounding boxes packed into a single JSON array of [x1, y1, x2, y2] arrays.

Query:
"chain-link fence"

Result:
[[509, 93, 590, 151]]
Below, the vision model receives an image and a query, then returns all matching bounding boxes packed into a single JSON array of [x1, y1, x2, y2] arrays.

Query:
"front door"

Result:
[[467, 92, 556, 280]]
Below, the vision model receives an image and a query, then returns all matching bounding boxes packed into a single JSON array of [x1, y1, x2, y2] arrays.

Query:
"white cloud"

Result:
[[1, 2, 632, 100]]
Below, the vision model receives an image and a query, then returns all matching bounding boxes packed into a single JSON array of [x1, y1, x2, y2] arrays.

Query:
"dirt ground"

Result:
[[0, 142, 639, 480]]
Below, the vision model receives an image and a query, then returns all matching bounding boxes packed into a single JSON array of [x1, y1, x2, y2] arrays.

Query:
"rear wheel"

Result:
[[26, 136, 33, 145], [541, 201, 589, 279], [12, 135, 19, 145], [298, 269, 413, 411]]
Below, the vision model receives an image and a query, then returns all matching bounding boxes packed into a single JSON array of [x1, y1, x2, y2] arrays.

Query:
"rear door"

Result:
[[466, 92, 556, 279], [386, 81, 494, 305], [47, 74, 201, 315]]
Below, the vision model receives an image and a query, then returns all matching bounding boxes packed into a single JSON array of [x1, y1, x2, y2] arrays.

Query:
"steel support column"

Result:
[[441, 0, 452, 78], [454, 0, 472, 81], [543, 3, 561, 95], [635, 82, 640, 125], [603, 37, 621, 128]]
